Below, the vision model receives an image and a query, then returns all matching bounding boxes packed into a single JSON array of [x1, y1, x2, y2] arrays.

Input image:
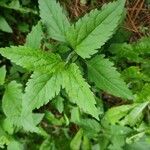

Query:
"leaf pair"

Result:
[[39, 0, 125, 59], [66, 0, 125, 58]]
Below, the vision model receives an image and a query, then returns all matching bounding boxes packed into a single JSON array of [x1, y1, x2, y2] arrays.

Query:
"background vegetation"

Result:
[[0, 0, 150, 149]]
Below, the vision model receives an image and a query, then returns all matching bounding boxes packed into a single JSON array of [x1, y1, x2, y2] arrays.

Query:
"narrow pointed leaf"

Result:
[[70, 129, 83, 150], [0, 46, 62, 73], [63, 63, 99, 119], [26, 21, 43, 49], [87, 55, 133, 99], [39, 0, 70, 42], [122, 102, 149, 126]]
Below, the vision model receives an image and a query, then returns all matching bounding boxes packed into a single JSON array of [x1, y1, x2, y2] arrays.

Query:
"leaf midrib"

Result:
[[74, 2, 121, 49], [87, 62, 130, 98]]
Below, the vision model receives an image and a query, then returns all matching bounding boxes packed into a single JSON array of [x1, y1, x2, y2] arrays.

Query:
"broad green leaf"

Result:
[[39, 0, 70, 42], [66, 0, 125, 58], [26, 21, 43, 49], [0, 15, 12, 33], [63, 63, 99, 119], [2, 81, 22, 126], [0, 46, 62, 73], [0, 66, 6, 85], [87, 55, 133, 99], [22, 70, 63, 116], [70, 129, 83, 150]]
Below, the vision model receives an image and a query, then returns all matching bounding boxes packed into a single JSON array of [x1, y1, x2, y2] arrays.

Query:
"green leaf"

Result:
[[102, 104, 136, 125], [0, 66, 6, 85], [66, 0, 125, 58], [70, 129, 83, 150], [25, 21, 43, 49], [63, 63, 99, 119], [22, 70, 63, 116], [0, 46, 62, 73], [39, 0, 70, 42], [2, 81, 22, 126], [87, 55, 133, 100], [0, 15, 12, 33]]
